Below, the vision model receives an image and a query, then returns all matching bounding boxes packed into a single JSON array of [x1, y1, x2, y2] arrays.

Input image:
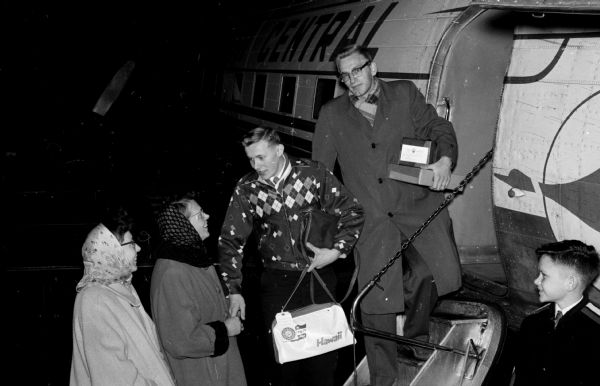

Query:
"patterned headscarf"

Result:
[[76, 223, 137, 292], [155, 204, 213, 267]]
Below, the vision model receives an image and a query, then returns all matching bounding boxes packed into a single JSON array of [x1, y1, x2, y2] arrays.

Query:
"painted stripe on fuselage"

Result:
[[222, 103, 316, 133], [224, 68, 429, 80], [505, 31, 600, 84], [504, 38, 568, 84]]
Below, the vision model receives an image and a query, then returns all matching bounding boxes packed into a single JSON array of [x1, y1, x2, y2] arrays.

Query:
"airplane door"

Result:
[[430, 9, 515, 280]]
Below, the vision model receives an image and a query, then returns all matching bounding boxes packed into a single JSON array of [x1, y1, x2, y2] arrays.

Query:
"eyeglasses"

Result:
[[339, 61, 371, 83], [189, 209, 207, 219], [120, 231, 151, 247]]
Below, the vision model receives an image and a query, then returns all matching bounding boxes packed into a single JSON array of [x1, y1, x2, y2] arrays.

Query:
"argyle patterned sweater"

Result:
[[218, 157, 364, 294]]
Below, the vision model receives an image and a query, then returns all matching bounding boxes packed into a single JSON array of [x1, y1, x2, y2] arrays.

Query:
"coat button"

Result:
[[378, 178, 383, 184], [387, 212, 393, 217], [371, 143, 376, 149]]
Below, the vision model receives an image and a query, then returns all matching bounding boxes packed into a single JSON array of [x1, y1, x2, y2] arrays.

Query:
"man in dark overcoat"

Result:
[[313, 44, 461, 386]]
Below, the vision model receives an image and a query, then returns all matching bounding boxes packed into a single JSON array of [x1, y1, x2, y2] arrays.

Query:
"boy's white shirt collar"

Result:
[[261, 154, 290, 189], [276, 155, 290, 180], [555, 295, 584, 317]]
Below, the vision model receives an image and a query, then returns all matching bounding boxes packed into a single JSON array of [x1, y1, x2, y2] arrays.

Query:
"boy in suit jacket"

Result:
[[513, 240, 600, 386]]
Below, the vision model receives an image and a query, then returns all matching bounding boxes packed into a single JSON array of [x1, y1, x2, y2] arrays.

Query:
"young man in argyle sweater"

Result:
[[218, 126, 364, 386]]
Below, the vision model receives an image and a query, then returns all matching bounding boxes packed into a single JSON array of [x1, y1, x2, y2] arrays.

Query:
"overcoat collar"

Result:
[[340, 78, 392, 140], [556, 296, 588, 324]]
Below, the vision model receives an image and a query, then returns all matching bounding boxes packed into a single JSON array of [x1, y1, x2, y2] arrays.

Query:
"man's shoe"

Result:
[[407, 335, 433, 362], [408, 345, 433, 362]]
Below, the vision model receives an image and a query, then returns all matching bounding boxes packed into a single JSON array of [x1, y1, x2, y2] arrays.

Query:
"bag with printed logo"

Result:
[[271, 268, 355, 364]]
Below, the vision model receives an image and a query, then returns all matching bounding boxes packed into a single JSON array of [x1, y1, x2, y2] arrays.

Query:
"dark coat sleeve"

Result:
[[314, 160, 364, 257], [406, 81, 457, 166], [313, 102, 339, 171], [152, 267, 228, 358], [512, 313, 541, 386]]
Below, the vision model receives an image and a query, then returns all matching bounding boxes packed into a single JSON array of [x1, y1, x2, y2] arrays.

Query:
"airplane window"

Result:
[[279, 76, 297, 114], [313, 78, 337, 119], [252, 73, 267, 108], [234, 73, 243, 103], [201, 70, 220, 102]]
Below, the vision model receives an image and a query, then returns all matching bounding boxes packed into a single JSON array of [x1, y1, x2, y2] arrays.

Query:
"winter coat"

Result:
[[150, 256, 247, 386], [70, 282, 175, 385], [513, 298, 600, 385], [314, 79, 462, 313]]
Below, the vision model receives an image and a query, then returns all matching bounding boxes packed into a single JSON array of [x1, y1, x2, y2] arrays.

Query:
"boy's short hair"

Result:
[[241, 126, 281, 147], [536, 240, 600, 288]]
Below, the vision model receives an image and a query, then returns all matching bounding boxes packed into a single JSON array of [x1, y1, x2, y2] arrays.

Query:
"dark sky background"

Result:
[[3, 1, 234, 181], [2, 1, 255, 268], [2, 3, 266, 384]]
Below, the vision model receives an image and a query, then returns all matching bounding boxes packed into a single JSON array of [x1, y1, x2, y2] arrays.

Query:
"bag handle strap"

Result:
[[281, 268, 309, 311], [298, 206, 359, 305], [281, 267, 337, 312], [310, 268, 336, 302], [302, 205, 359, 304], [337, 252, 359, 304], [305, 252, 359, 305]]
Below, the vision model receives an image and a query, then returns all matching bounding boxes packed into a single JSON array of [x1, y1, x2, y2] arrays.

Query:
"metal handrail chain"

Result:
[[373, 148, 494, 285], [350, 148, 495, 360]]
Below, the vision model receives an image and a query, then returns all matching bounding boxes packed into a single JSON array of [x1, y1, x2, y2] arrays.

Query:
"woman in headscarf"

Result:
[[150, 197, 246, 386], [70, 207, 175, 386]]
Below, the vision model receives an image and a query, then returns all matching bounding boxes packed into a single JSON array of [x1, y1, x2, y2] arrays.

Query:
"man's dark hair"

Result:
[[335, 44, 373, 65], [241, 126, 281, 147], [536, 240, 600, 288]]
